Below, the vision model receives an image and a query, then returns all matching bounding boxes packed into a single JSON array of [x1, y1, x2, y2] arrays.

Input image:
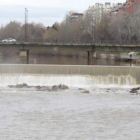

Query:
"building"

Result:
[[111, 0, 140, 14], [111, 3, 123, 14], [68, 11, 83, 22], [104, 2, 112, 13], [84, 3, 112, 41], [86, 3, 112, 25], [124, 0, 140, 14]]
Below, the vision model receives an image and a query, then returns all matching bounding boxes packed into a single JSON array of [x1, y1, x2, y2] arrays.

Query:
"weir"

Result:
[[0, 65, 140, 87]]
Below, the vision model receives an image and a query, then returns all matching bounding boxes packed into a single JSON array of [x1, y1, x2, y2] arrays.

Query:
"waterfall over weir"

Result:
[[0, 64, 140, 87]]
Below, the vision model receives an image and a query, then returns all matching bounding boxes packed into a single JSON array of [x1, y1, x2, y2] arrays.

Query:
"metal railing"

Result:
[[1, 38, 140, 45]]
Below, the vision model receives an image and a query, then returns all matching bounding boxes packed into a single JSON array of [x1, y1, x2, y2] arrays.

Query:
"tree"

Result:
[[0, 21, 21, 39]]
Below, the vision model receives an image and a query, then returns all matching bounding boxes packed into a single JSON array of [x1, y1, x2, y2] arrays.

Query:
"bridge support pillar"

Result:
[[87, 51, 90, 65], [87, 51, 97, 65], [20, 50, 29, 64], [0, 52, 3, 63]]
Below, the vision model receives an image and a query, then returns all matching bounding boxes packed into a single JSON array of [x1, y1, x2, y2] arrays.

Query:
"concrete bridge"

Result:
[[0, 43, 140, 64]]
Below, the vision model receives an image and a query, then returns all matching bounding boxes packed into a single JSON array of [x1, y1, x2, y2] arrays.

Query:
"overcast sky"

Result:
[[0, 0, 125, 27]]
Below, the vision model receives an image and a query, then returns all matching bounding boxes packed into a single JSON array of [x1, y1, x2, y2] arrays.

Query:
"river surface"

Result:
[[3, 53, 135, 66], [0, 87, 140, 140]]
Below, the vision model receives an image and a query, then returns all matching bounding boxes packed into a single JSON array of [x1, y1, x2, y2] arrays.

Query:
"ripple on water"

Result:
[[0, 87, 140, 140]]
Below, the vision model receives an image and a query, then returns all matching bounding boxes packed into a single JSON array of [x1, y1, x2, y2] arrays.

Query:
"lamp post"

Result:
[[25, 8, 28, 42], [26, 9, 28, 41], [65, 12, 69, 43]]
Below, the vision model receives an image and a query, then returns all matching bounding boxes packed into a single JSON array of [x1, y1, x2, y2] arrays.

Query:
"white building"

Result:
[[84, 2, 112, 41], [86, 3, 112, 25], [68, 11, 83, 22]]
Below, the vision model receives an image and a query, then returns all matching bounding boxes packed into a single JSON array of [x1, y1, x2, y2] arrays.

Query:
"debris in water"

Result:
[[8, 84, 69, 92], [130, 87, 140, 95], [81, 90, 90, 94], [8, 83, 29, 88], [78, 88, 85, 90]]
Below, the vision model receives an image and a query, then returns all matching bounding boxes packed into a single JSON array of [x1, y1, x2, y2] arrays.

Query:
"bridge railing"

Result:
[[4, 39, 140, 45]]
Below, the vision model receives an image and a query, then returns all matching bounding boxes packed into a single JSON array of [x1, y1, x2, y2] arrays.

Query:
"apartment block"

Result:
[[68, 11, 83, 22], [86, 2, 112, 27], [111, 0, 140, 14]]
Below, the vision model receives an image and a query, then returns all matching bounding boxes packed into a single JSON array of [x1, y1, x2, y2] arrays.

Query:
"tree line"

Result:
[[0, 7, 140, 44], [0, 21, 45, 42]]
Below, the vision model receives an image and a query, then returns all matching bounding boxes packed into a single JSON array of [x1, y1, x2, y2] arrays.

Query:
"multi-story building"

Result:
[[86, 2, 112, 25], [111, 0, 140, 14], [104, 3, 112, 13], [124, 0, 140, 14], [84, 3, 112, 41], [68, 11, 83, 22]]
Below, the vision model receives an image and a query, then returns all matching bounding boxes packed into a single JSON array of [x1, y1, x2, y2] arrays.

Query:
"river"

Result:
[[0, 87, 140, 140], [2, 52, 137, 66], [0, 65, 140, 140]]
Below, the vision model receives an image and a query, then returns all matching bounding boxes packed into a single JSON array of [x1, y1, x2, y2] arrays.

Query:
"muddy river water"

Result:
[[0, 87, 140, 140]]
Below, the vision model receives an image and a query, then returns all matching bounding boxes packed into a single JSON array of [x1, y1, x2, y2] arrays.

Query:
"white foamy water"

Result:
[[0, 65, 140, 139], [0, 74, 137, 87], [0, 88, 140, 140]]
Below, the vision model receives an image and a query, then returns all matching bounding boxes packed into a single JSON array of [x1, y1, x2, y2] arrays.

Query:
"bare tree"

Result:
[[0, 21, 21, 40]]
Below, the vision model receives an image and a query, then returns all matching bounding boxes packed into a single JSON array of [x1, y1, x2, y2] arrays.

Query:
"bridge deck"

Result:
[[0, 43, 140, 52]]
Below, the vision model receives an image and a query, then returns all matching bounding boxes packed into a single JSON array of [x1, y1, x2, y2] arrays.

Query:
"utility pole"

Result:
[[25, 8, 28, 42], [65, 13, 70, 43], [26, 9, 28, 42]]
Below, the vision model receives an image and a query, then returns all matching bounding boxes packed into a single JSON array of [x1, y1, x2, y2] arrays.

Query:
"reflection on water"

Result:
[[23, 54, 134, 66], [1, 53, 136, 66]]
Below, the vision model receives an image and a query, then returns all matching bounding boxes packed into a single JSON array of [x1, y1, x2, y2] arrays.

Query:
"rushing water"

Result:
[[0, 75, 137, 87], [0, 65, 140, 85], [0, 87, 140, 140], [0, 65, 140, 139]]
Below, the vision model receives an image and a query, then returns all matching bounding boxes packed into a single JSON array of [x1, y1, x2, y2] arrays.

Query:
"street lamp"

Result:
[[25, 8, 28, 42]]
